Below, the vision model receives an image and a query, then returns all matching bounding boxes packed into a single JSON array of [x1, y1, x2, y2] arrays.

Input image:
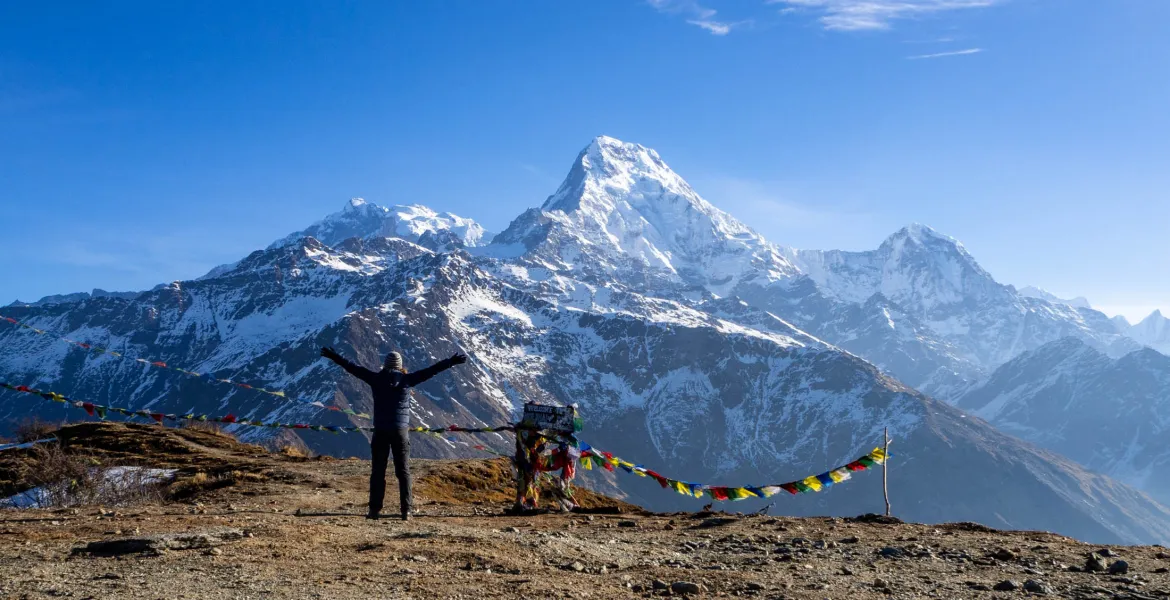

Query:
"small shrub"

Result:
[[14, 417, 59, 443], [13, 444, 169, 508]]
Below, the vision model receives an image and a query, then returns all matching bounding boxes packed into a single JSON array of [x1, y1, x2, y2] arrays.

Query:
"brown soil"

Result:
[[1, 423, 1168, 599]]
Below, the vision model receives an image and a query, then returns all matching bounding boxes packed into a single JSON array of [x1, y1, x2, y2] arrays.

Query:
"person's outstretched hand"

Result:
[[321, 347, 340, 360], [449, 352, 468, 365]]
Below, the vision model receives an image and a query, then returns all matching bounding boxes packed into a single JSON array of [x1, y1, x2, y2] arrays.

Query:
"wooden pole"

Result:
[[883, 427, 891, 517]]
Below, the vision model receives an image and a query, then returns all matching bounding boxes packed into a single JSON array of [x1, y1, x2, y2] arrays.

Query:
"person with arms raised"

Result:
[[321, 346, 468, 521]]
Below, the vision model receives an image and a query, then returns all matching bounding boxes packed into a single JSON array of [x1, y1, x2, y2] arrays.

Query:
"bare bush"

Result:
[[9, 445, 170, 509], [14, 417, 59, 443]]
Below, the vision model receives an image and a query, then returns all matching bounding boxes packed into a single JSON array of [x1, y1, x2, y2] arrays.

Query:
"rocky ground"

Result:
[[1, 423, 1168, 599]]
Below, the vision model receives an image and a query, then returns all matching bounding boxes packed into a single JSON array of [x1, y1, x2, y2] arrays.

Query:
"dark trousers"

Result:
[[369, 428, 411, 517]]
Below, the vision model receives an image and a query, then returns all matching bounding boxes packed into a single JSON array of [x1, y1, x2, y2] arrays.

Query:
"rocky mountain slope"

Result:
[[2, 136, 1169, 544], [2, 423, 1169, 600], [958, 338, 1170, 505]]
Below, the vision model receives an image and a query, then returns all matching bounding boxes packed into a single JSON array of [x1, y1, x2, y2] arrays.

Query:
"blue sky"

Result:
[[1, 1, 1167, 321]]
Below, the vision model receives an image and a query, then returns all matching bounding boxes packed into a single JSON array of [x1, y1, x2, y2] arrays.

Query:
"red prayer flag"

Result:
[[82, 403, 96, 416], [710, 487, 730, 501], [15, 385, 30, 392], [222, 413, 237, 423], [77, 343, 91, 349], [236, 383, 252, 389], [4, 317, 16, 323], [150, 413, 164, 424], [780, 483, 801, 495], [846, 461, 866, 472], [151, 361, 167, 368]]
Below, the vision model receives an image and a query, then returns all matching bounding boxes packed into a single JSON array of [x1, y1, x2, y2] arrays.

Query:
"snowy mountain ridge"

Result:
[[1017, 286, 1092, 309]]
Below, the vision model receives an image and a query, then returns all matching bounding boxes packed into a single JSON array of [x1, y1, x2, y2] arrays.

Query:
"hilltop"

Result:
[[1, 424, 1168, 599]]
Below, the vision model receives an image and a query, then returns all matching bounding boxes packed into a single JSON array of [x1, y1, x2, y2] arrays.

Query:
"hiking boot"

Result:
[[365, 512, 380, 520], [400, 512, 411, 522]]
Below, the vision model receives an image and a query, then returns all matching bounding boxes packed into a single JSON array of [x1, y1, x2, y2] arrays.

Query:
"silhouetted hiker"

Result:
[[320, 346, 468, 521]]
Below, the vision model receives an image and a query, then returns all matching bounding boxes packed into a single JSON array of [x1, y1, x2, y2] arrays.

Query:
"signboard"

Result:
[[520, 402, 577, 433]]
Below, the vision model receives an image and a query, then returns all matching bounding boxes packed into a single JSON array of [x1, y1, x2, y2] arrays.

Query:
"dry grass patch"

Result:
[[417, 458, 639, 511], [165, 469, 268, 502]]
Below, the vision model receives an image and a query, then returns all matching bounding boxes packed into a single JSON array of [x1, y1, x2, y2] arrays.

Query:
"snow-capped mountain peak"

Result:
[[885, 222, 954, 245], [494, 136, 798, 294], [1129, 309, 1170, 355], [783, 223, 1000, 312], [270, 199, 491, 251]]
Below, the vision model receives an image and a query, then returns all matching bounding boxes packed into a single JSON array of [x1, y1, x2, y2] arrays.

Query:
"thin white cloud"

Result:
[[907, 47, 983, 59], [688, 19, 733, 35], [647, 0, 744, 35], [520, 163, 559, 186], [904, 36, 958, 43], [772, 0, 999, 31]]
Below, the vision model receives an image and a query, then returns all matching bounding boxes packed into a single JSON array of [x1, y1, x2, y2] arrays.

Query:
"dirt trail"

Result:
[[1, 423, 1168, 599]]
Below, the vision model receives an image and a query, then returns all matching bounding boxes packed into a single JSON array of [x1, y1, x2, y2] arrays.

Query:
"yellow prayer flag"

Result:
[[869, 447, 887, 464], [581, 456, 593, 470], [672, 481, 688, 495], [272, 391, 285, 397], [801, 476, 823, 492]]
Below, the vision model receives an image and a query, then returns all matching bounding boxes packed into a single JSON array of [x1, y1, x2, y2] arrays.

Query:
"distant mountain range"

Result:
[[1016, 286, 1092, 310], [959, 337, 1170, 506], [3, 136, 1168, 544]]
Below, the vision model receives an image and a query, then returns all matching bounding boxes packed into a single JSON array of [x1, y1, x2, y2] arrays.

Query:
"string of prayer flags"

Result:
[[0, 382, 532, 446], [1, 381, 374, 434], [0, 313, 372, 420], [576, 441, 887, 502]]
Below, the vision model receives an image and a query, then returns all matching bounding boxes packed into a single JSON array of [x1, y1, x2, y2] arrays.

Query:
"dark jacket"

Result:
[[328, 356, 459, 430]]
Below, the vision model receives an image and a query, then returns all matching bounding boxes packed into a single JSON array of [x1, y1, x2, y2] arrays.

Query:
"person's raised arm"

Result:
[[320, 347, 378, 384], [403, 352, 467, 387]]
